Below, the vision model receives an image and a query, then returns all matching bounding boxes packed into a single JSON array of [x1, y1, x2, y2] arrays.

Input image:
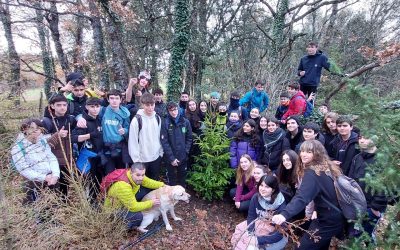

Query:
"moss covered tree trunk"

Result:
[[0, 1, 21, 101], [34, 3, 55, 100], [167, 0, 191, 101]]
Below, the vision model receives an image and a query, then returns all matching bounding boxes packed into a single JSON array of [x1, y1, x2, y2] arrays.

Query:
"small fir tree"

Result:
[[187, 116, 235, 201]]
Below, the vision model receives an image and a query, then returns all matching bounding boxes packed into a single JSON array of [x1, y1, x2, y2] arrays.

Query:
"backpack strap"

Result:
[[320, 195, 342, 214]]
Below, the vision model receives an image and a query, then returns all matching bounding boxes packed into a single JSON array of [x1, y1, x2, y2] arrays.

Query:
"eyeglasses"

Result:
[[139, 76, 148, 80], [168, 108, 178, 112]]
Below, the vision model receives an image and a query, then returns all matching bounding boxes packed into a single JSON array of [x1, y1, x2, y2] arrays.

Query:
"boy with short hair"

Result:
[[348, 134, 388, 238], [72, 97, 104, 203], [275, 91, 290, 121], [67, 78, 88, 117], [298, 41, 330, 97], [239, 79, 269, 117], [226, 111, 242, 139], [179, 91, 190, 111], [284, 116, 303, 150], [128, 93, 163, 180], [281, 82, 307, 122], [102, 89, 131, 174], [215, 102, 228, 130], [227, 91, 245, 119], [161, 102, 192, 186], [153, 88, 167, 118], [295, 122, 325, 152], [328, 115, 359, 175], [42, 94, 76, 197]]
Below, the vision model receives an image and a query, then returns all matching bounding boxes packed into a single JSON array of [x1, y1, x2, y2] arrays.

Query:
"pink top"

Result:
[[235, 176, 257, 202]]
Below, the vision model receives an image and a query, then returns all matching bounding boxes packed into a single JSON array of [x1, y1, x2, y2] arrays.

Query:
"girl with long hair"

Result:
[[272, 140, 344, 250], [229, 119, 261, 168], [261, 117, 290, 171], [231, 175, 288, 250], [322, 112, 339, 151], [229, 154, 257, 212]]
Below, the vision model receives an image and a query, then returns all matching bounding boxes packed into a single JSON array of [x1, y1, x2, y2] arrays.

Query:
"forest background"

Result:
[[0, 0, 399, 249]]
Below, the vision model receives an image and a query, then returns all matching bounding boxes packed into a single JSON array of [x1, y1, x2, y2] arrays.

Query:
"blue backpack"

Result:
[[295, 96, 314, 118]]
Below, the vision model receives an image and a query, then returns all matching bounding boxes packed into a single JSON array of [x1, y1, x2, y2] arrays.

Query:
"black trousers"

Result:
[[166, 160, 187, 187], [300, 85, 318, 97], [144, 156, 162, 181], [22, 180, 59, 204], [104, 153, 126, 175], [296, 209, 344, 250]]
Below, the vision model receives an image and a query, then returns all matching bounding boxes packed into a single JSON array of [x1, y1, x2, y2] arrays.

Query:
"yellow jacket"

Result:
[[104, 170, 164, 212]]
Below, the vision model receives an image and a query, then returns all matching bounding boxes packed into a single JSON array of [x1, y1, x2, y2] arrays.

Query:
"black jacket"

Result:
[[69, 95, 88, 117], [261, 129, 290, 171], [161, 114, 193, 163], [71, 112, 103, 153], [348, 152, 388, 212], [285, 127, 303, 151], [281, 169, 343, 223], [328, 132, 359, 176]]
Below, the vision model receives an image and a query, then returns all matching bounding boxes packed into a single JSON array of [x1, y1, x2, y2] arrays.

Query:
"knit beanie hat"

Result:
[[210, 91, 221, 99], [286, 115, 300, 125]]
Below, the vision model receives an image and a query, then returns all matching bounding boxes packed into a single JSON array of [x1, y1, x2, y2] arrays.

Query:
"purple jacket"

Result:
[[230, 140, 261, 168]]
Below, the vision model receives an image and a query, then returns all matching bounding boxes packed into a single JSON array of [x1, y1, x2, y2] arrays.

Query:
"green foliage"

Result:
[[187, 116, 235, 201], [330, 80, 400, 248], [167, 0, 191, 101]]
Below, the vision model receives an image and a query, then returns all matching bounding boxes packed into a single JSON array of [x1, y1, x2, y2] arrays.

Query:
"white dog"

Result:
[[138, 185, 190, 232]]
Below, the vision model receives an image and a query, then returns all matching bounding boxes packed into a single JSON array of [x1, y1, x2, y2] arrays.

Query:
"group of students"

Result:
[[10, 65, 388, 249], [228, 113, 388, 249]]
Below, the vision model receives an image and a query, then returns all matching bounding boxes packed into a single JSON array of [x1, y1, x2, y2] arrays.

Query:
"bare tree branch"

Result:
[[20, 58, 64, 85], [250, 13, 275, 42], [259, 0, 276, 16], [285, 0, 347, 27]]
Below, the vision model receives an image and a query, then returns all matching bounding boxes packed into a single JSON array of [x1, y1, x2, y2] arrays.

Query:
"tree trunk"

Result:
[[34, 2, 55, 100], [271, 0, 288, 60], [321, 3, 338, 48], [99, 0, 130, 90], [73, 0, 84, 71], [167, 0, 191, 101], [88, 0, 109, 89], [45, 1, 70, 78], [186, 0, 205, 100], [0, 1, 21, 100]]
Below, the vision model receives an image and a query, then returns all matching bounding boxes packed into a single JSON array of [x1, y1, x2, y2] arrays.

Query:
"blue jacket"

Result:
[[239, 88, 269, 113], [298, 50, 330, 87], [161, 114, 193, 163], [101, 106, 130, 144]]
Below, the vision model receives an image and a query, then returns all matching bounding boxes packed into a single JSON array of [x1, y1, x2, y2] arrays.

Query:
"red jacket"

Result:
[[282, 91, 307, 120]]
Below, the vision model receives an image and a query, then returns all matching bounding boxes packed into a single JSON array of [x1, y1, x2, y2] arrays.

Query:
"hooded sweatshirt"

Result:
[[102, 105, 130, 144], [239, 88, 269, 113], [128, 109, 163, 163], [298, 50, 330, 87]]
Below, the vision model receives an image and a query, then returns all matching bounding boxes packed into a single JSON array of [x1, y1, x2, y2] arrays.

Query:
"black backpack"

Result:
[[323, 167, 367, 221]]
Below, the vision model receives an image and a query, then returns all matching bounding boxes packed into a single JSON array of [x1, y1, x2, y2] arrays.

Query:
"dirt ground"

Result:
[[119, 187, 246, 250]]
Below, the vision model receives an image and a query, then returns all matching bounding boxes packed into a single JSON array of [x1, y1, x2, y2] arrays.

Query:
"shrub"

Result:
[[187, 116, 235, 201]]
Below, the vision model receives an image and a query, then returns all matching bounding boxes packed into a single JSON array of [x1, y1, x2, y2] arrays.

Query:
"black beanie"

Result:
[[287, 115, 301, 125]]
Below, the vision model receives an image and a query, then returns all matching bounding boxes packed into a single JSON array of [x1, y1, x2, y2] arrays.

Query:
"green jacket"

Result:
[[104, 170, 164, 212]]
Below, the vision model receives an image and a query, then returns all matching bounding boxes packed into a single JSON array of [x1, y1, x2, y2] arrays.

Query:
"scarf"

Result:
[[258, 192, 285, 211], [263, 127, 284, 151]]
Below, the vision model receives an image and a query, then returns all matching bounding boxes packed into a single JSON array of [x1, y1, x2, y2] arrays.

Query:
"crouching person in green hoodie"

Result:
[[102, 162, 164, 229]]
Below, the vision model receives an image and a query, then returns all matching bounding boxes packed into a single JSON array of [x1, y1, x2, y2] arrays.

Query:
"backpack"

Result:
[[10, 139, 48, 170], [295, 96, 314, 118], [135, 113, 161, 133], [323, 169, 367, 221], [99, 169, 131, 194]]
